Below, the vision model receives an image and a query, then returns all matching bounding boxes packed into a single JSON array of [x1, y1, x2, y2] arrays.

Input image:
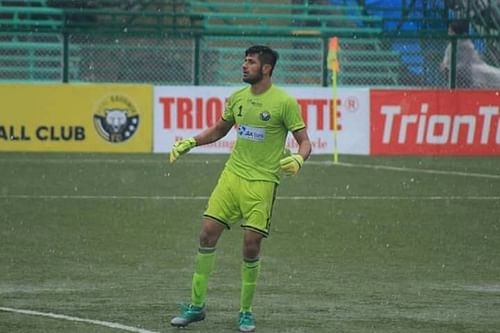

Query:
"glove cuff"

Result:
[[293, 154, 304, 168], [187, 137, 197, 148]]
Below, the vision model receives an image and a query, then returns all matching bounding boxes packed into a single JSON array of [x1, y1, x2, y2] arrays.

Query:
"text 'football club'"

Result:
[[0, 125, 85, 141]]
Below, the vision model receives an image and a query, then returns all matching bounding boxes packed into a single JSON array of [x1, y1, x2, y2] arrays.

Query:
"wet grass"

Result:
[[1, 153, 499, 333]]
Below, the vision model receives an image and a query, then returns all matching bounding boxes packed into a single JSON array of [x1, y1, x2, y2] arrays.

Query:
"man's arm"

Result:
[[440, 44, 451, 72], [292, 128, 312, 161], [279, 128, 312, 176], [170, 118, 234, 163], [193, 118, 234, 146]]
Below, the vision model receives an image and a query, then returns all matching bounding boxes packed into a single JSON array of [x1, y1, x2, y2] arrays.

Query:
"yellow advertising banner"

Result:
[[0, 84, 152, 152]]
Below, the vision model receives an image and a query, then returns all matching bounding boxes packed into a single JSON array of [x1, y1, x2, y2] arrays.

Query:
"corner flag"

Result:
[[327, 37, 340, 163]]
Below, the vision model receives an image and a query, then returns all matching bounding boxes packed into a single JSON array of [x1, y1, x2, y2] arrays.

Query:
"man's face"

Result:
[[242, 53, 264, 84]]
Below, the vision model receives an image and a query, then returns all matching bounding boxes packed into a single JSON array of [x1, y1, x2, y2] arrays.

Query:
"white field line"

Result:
[[0, 306, 159, 333], [332, 161, 500, 180], [1, 194, 499, 201], [1, 157, 499, 180]]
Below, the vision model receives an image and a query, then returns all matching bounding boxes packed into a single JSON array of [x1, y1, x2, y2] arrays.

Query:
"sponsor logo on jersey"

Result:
[[237, 125, 265, 141]]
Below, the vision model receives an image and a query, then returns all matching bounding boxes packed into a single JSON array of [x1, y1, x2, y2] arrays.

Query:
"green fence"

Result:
[[0, 0, 498, 88], [1, 30, 498, 88]]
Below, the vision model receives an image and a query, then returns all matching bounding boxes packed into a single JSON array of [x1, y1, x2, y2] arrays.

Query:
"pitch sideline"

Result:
[[0, 157, 499, 180], [0, 306, 159, 333]]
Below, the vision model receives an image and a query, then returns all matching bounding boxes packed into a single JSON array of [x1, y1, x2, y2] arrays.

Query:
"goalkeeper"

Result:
[[170, 45, 311, 332]]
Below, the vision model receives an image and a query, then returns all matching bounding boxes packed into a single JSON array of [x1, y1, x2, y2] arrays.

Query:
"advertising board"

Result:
[[370, 90, 500, 155], [0, 84, 152, 152], [154, 86, 370, 155]]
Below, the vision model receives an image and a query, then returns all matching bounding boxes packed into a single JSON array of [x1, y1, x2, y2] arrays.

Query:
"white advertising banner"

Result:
[[154, 86, 369, 155]]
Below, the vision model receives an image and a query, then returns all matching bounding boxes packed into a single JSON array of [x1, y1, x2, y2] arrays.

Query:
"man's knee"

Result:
[[242, 230, 263, 259], [199, 218, 225, 247], [199, 230, 215, 247]]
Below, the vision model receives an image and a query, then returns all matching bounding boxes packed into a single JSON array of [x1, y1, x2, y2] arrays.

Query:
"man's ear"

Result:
[[262, 64, 272, 75]]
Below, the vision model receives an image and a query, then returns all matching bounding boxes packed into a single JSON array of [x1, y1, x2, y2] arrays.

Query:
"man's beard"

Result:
[[243, 69, 263, 84]]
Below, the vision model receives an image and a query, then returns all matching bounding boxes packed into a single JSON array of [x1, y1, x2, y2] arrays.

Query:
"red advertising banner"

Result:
[[370, 90, 500, 155]]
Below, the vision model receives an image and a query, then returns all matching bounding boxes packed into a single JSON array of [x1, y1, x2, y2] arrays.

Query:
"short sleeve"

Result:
[[283, 96, 306, 132], [222, 95, 236, 122]]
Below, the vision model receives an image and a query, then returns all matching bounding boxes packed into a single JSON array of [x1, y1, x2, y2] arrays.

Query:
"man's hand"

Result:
[[170, 137, 196, 163], [280, 154, 304, 176]]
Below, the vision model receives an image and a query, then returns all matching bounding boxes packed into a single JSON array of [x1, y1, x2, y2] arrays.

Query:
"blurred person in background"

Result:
[[440, 19, 500, 88]]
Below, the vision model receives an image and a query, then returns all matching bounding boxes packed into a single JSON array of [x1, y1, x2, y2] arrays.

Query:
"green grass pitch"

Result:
[[1, 152, 499, 333]]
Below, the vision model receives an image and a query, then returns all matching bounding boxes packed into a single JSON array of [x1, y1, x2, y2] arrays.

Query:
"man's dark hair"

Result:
[[449, 19, 469, 35], [245, 45, 279, 76]]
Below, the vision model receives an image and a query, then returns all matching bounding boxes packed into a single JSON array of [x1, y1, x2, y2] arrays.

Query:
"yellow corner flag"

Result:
[[328, 37, 340, 163], [327, 37, 340, 72]]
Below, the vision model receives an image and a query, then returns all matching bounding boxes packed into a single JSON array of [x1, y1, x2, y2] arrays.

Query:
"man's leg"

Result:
[[171, 218, 225, 327], [239, 229, 263, 332], [192, 218, 225, 306], [238, 177, 275, 332]]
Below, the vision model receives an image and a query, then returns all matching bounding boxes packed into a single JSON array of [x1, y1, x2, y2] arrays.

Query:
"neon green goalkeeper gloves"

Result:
[[279, 154, 304, 176], [170, 137, 196, 163]]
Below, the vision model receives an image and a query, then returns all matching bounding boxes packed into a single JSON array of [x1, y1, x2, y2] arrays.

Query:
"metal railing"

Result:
[[0, 1, 498, 88]]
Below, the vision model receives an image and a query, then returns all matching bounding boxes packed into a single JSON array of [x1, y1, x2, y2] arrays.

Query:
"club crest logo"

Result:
[[93, 95, 139, 143], [259, 111, 271, 121]]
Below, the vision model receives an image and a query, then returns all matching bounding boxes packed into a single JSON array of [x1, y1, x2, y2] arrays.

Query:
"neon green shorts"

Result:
[[204, 168, 278, 237]]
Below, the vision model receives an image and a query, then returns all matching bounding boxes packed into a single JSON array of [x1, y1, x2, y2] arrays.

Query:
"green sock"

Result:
[[240, 258, 261, 312], [191, 247, 216, 307]]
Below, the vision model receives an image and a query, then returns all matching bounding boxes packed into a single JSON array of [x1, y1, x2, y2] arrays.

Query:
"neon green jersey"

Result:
[[222, 85, 305, 184]]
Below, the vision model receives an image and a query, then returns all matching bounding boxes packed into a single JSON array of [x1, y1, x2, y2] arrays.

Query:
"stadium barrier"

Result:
[[1, 84, 498, 155], [0, 1, 497, 88], [0, 84, 152, 152]]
